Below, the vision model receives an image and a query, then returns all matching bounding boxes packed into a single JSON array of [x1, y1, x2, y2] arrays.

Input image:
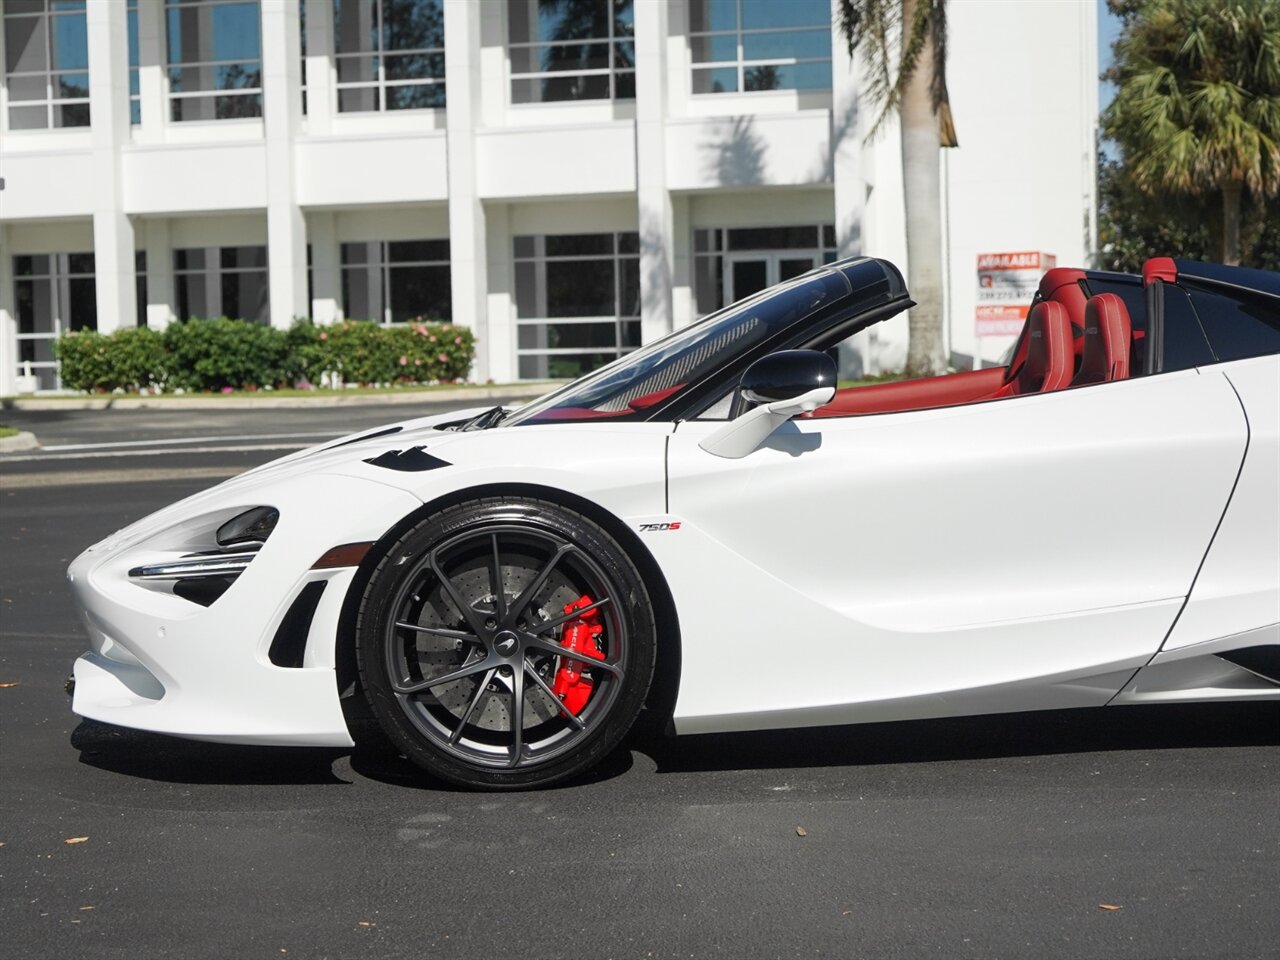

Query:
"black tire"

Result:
[[356, 496, 656, 789]]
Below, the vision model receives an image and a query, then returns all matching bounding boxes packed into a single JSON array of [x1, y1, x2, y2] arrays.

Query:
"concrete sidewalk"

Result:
[[0, 431, 39, 452], [1, 382, 555, 413]]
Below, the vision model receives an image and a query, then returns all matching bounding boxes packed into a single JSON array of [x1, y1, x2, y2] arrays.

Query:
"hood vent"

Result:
[[363, 446, 451, 472]]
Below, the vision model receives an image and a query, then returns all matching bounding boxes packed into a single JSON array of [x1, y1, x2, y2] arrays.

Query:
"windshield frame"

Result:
[[503, 256, 909, 426]]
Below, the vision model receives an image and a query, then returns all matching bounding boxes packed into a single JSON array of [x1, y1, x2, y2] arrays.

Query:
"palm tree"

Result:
[[838, 0, 957, 378], [1103, 0, 1280, 266]]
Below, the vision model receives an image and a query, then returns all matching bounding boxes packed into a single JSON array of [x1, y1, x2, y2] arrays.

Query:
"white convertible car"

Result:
[[67, 256, 1280, 788]]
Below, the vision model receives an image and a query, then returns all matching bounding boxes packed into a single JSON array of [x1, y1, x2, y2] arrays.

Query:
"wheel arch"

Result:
[[334, 481, 682, 729]]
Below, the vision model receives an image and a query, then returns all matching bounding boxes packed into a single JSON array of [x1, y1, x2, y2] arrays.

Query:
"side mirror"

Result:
[[740, 349, 838, 405], [700, 350, 836, 459]]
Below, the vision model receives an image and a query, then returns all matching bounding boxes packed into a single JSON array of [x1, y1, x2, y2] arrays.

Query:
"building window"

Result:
[[689, 0, 832, 95], [299, 0, 307, 112], [508, 0, 634, 104], [334, 0, 445, 112], [127, 0, 141, 124], [694, 225, 836, 315], [513, 232, 640, 380], [135, 250, 148, 326], [165, 0, 263, 121], [174, 246, 270, 322], [341, 240, 451, 323], [3, 0, 91, 130], [13, 253, 96, 391]]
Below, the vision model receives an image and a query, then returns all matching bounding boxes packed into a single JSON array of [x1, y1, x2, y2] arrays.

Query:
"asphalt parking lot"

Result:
[[2, 403, 1278, 959]]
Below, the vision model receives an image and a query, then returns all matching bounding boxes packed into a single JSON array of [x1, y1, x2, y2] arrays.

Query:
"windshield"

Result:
[[504, 268, 850, 425]]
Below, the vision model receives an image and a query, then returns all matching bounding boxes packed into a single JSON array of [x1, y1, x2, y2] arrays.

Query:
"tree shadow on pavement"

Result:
[[625, 701, 1280, 775]]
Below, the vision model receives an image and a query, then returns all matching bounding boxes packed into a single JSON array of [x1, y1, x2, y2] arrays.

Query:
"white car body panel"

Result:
[[1161, 356, 1280, 651], [661, 367, 1246, 733]]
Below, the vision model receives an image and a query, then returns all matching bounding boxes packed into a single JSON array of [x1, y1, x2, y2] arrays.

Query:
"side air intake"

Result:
[[269, 581, 327, 668], [1216, 646, 1280, 685]]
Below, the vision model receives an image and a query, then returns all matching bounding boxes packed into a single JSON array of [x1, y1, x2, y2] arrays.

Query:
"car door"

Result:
[[657, 367, 1247, 735]]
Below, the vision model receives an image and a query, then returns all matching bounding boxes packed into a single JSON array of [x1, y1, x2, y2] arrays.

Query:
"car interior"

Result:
[[808, 262, 1153, 419]]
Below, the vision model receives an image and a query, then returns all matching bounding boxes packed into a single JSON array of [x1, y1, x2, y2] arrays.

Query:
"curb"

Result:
[[0, 383, 557, 412], [0, 431, 39, 452]]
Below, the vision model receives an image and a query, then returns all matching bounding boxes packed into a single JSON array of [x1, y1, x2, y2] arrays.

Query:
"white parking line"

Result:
[[40, 431, 342, 452], [0, 443, 313, 463], [1, 465, 250, 490]]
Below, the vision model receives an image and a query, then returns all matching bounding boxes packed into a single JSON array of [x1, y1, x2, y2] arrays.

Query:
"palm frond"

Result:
[[838, 0, 957, 146]]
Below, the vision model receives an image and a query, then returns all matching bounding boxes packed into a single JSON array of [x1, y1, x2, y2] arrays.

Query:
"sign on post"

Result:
[[976, 252, 1055, 337]]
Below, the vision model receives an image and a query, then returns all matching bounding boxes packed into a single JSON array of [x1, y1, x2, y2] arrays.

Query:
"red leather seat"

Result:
[[1073, 293, 1132, 386], [997, 300, 1074, 396], [998, 268, 1089, 391]]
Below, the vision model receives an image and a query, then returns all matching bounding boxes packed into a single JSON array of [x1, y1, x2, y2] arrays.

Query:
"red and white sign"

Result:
[[976, 251, 1055, 336]]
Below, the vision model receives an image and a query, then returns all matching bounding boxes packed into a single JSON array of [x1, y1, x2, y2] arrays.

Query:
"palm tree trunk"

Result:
[[901, 0, 947, 377], [1222, 181, 1242, 265]]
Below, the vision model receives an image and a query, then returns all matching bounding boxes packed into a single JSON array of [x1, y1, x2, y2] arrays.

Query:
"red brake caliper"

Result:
[[551, 595, 605, 715]]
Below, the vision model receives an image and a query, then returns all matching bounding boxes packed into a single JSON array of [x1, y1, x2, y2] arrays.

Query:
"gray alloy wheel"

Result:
[[356, 497, 656, 789]]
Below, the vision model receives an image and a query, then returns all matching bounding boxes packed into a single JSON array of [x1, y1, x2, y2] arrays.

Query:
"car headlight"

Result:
[[126, 506, 280, 607], [215, 506, 279, 548]]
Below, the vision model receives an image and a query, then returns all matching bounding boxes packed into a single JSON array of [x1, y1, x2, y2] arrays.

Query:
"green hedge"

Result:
[[54, 326, 166, 393], [54, 317, 475, 393]]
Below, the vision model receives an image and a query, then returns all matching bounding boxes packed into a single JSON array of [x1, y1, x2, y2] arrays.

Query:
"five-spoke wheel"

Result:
[[357, 497, 656, 789]]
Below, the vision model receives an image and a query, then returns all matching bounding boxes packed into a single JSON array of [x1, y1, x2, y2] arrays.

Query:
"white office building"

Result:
[[0, 0, 1097, 393]]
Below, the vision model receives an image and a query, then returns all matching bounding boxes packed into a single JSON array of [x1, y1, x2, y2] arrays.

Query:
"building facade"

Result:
[[0, 0, 1097, 393]]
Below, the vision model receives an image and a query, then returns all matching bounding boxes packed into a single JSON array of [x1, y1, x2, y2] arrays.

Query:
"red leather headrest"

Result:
[[1038, 267, 1088, 299], [1074, 293, 1132, 386], [1143, 257, 1177, 286], [1019, 300, 1074, 394], [1038, 269, 1089, 329]]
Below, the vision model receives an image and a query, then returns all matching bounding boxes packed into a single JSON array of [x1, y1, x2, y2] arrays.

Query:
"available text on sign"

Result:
[[976, 252, 1055, 337]]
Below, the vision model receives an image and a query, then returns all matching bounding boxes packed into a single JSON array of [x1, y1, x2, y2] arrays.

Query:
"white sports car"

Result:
[[67, 256, 1280, 788]]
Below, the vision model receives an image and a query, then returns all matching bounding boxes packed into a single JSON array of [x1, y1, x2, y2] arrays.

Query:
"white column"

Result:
[[477, 0, 507, 128], [634, 0, 672, 345], [87, 0, 137, 334], [144, 218, 175, 328], [671, 193, 694, 329], [444, 0, 486, 381], [136, 0, 165, 141], [0, 223, 15, 396], [262, 0, 307, 328], [0, 9, 9, 126], [485, 203, 515, 382], [308, 211, 341, 323], [303, 0, 335, 134], [830, 0, 871, 374]]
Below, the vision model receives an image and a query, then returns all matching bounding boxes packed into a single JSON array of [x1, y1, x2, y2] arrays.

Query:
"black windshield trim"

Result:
[[503, 256, 907, 426]]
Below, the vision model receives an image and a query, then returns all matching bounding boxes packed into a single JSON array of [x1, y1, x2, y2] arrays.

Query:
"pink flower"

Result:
[[437, 353, 448, 362], [319, 331, 328, 340], [453, 336, 462, 345], [414, 358, 422, 366], [429, 335, 437, 343], [399, 355, 408, 366], [221, 386, 233, 394]]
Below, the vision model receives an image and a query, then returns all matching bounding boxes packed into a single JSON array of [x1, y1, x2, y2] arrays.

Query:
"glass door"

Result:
[[778, 254, 818, 282], [724, 253, 819, 305], [726, 256, 770, 304], [14, 253, 96, 391]]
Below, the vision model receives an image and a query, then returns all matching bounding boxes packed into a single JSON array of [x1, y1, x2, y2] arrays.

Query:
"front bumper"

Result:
[[67, 473, 421, 747]]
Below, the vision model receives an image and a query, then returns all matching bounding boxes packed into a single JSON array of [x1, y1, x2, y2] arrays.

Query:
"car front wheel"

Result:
[[356, 496, 656, 789]]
